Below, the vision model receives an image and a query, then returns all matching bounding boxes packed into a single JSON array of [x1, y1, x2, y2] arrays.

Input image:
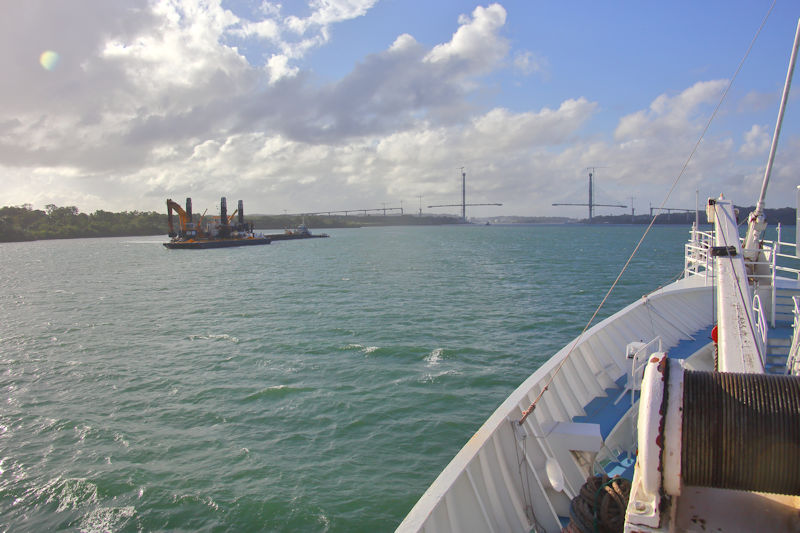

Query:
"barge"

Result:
[[164, 197, 271, 249]]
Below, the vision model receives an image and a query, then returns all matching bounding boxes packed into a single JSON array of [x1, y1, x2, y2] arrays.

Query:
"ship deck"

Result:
[[163, 237, 271, 249]]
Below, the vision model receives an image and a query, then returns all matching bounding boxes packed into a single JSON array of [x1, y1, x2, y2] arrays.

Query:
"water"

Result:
[[0, 224, 691, 532]]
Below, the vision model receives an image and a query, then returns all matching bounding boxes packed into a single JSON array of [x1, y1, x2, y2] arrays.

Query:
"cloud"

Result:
[[0, 1, 795, 218], [284, 0, 377, 34], [1, 0, 512, 175], [739, 124, 770, 158], [267, 54, 299, 82], [615, 80, 728, 143], [425, 4, 508, 75], [513, 50, 548, 77], [227, 7, 514, 145], [229, 0, 379, 78]]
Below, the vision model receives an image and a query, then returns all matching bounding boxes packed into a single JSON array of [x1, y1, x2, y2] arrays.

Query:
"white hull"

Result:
[[398, 275, 714, 532], [399, 18, 800, 530]]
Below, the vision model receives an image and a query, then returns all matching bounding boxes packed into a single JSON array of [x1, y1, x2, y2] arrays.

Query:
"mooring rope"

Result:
[[565, 474, 631, 533]]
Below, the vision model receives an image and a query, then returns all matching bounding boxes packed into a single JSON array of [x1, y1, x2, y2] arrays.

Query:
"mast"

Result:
[[744, 17, 800, 256], [461, 167, 466, 221]]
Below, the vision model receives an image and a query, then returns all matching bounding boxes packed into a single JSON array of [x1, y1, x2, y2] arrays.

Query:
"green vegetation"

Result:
[[0, 205, 464, 242], [589, 206, 796, 225], [4, 202, 794, 243], [0, 204, 165, 242]]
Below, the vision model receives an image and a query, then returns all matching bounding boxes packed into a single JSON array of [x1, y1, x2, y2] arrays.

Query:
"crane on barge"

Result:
[[165, 197, 271, 249]]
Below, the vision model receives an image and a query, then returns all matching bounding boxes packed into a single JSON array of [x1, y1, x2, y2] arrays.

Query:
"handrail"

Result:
[[683, 227, 800, 284], [753, 294, 768, 367], [615, 337, 663, 406], [771, 224, 780, 326], [787, 296, 800, 376], [684, 227, 714, 281], [618, 336, 663, 458]]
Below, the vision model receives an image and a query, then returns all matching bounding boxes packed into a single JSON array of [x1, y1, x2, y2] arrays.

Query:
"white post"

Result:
[[796, 186, 800, 259], [773, 224, 781, 327]]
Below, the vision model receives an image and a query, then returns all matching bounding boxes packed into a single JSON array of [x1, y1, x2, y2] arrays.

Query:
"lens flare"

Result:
[[39, 50, 60, 71]]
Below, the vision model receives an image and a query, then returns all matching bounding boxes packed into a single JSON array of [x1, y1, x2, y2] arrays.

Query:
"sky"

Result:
[[2, 1, 800, 219]]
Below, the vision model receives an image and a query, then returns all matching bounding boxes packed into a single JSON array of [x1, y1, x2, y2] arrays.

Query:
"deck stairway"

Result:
[[766, 324, 793, 374], [571, 324, 715, 467], [774, 283, 800, 323], [766, 279, 800, 374], [555, 325, 715, 529]]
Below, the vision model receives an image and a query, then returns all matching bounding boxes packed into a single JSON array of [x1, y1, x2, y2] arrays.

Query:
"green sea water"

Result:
[[1, 224, 693, 532]]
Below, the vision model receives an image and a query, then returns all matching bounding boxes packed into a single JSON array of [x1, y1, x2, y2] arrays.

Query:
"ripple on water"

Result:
[[0, 226, 691, 531]]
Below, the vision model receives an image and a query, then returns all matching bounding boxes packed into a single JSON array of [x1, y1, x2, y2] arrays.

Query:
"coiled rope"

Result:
[[565, 474, 631, 533]]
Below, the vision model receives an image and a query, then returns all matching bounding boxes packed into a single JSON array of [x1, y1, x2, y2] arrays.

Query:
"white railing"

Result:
[[753, 294, 768, 368], [684, 226, 714, 281], [756, 223, 800, 281], [787, 296, 800, 376], [615, 337, 663, 405], [683, 223, 800, 283], [772, 232, 779, 327]]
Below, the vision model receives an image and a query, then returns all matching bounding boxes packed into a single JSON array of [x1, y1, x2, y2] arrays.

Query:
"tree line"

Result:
[[0, 204, 166, 242], [589, 206, 796, 226], [0, 204, 465, 242], [8, 202, 790, 243]]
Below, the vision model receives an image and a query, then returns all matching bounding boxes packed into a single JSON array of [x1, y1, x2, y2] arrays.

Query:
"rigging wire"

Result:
[[518, 1, 777, 425], [510, 420, 538, 529]]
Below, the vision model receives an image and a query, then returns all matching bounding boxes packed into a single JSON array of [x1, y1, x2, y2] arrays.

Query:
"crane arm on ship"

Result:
[[166, 199, 190, 238]]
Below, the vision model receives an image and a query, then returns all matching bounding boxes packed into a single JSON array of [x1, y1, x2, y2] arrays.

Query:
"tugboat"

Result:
[[163, 197, 271, 249], [267, 223, 329, 241]]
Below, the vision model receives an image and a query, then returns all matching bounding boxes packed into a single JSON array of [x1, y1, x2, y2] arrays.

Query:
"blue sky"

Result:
[[2, 1, 799, 218]]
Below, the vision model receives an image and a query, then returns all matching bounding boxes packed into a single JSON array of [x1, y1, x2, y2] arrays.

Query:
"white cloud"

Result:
[[615, 80, 727, 142], [0, 1, 795, 218], [267, 54, 299, 83], [739, 124, 770, 158], [292, 0, 377, 31], [101, 1, 248, 94], [233, 18, 281, 40], [390, 34, 417, 53], [469, 99, 596, 148], [425, 4, 508, 74], [513, 50, 548, 77], [230, 0, 379, 77]]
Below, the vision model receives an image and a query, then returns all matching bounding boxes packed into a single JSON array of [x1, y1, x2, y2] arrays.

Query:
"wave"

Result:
[[425, 348, 444, 366], [342, 343, 380, 355], [23, 476, 100, 513], [79, 505, 137, 533], [243, 385, 314, 402], [188, 333, 240, 344]]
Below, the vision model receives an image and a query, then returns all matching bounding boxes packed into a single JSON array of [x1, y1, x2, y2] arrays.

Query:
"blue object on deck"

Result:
[[573, 325, 715, 452], [606, 455, 636, 479]]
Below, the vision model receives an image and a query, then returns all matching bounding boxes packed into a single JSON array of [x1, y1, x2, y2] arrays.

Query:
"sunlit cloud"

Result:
[[1, 1, 797, 216]]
